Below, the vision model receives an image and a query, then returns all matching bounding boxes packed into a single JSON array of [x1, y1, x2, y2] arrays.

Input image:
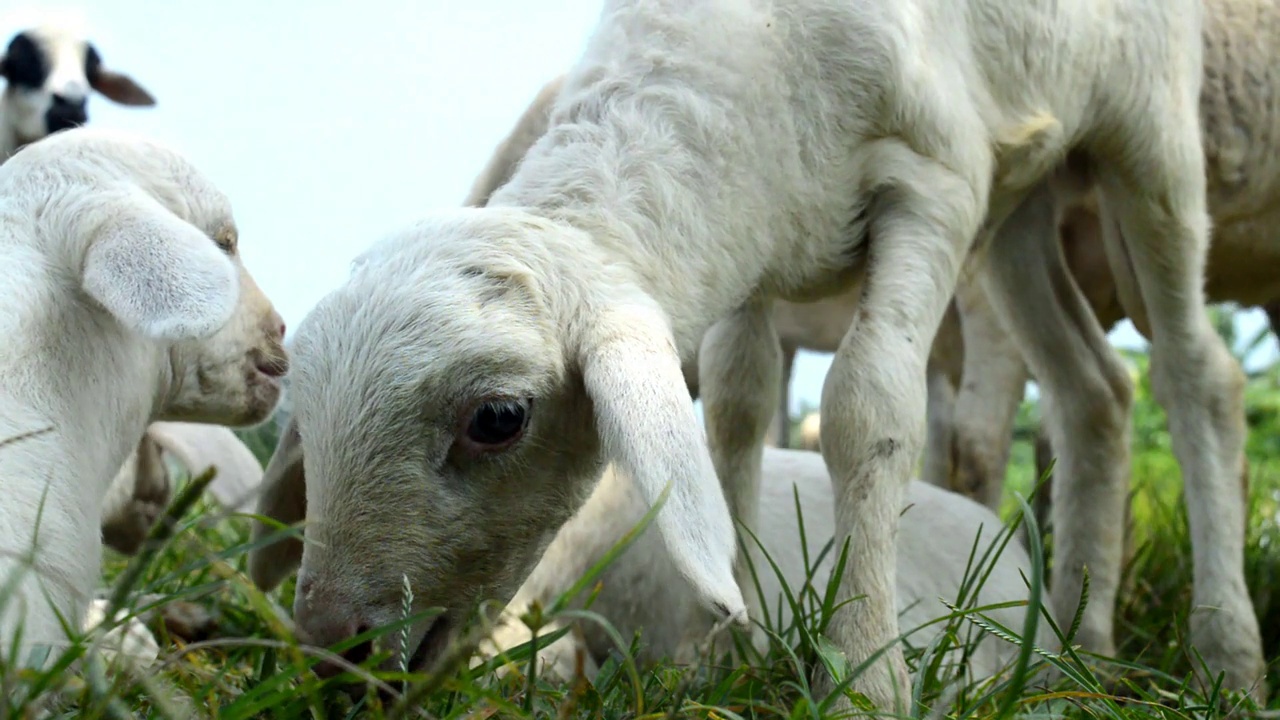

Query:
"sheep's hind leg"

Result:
[[977, 179, 1132, 665], [699, 299, 782, 622], [815, 156, 979, 713], [1094, 133, 1265, 702]]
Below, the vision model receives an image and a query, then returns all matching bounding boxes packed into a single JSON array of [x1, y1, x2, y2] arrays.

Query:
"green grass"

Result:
[[4, 311, 1280, 718]]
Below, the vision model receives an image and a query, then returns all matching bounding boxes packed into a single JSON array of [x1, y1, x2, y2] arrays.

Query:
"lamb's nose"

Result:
[[294, 581, 375, 678]]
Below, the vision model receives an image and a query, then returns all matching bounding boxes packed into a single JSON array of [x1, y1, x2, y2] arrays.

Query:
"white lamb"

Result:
[[452, 11, 1272, 703], [248, 0, 1254, 708], [0, 126, 289, 670], [482, 447, 1059, 688], [1, 22, 155, 162]]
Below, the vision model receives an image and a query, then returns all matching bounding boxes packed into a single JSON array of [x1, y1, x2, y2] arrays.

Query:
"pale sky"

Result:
[[7, 1, 1276, 415]]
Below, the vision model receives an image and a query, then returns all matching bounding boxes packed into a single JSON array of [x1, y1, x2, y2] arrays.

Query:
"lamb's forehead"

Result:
[[22, 23, 88, 52], [289, 269, 566, 424], [9, 128, 235, 227]]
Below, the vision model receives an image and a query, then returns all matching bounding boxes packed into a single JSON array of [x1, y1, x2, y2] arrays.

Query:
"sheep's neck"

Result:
[[0, 308, 165, 512]]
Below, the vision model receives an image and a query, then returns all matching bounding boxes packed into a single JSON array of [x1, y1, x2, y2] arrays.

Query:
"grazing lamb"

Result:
[[482, 446, 1058, 688], [248, 0, 1255, 708], [1, 23, 155, 162], [459, 16, 1273, 701], [101, 421, 267, 556], [0, 127, 288, 669]]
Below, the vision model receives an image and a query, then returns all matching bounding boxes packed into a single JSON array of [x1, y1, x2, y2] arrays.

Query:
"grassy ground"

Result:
[[5, 317, 1280, 718]]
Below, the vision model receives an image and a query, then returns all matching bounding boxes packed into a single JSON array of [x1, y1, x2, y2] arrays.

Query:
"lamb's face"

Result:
[[0, 27, 155, 151], [162, 244, 289, 426], [7, 128, 288, 427], [156, 202, 290, 427], [283, 213, 603, 676]]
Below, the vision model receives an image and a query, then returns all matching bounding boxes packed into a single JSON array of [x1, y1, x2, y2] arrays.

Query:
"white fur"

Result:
[[450, 10, 1266, 703], [483, 447, 1059, 689], [251, 0, 1257, 707], [0, 20, 156, 163], [916, 2, 1280, 698], [458, 73, 967, 459], [0, 126, 287, 669]]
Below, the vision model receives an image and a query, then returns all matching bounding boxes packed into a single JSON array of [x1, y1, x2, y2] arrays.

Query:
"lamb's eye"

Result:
[[465, 398, 531, 449]]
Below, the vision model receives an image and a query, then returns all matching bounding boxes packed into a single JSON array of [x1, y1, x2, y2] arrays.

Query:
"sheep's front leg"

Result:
[[699, 299, 782, 617], [816, 171, 977, 712]]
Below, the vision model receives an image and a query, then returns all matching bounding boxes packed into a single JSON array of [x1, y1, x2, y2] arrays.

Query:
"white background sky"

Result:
[[6, 1, 1276, 415]]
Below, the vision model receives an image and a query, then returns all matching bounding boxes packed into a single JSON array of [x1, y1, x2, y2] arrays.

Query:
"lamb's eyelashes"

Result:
[[458, 397, 532, 452]]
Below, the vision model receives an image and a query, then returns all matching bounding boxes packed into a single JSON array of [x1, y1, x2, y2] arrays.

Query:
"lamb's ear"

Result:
[[81, 194, 239, 341], [145, 422, 265, 512], [89, 67, 157, 107], [579, 306, 747, 623], [248, 416, 307, 591]]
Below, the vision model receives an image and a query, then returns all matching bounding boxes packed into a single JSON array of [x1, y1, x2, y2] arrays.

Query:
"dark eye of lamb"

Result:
[[466, 399, 531, 446], [2, 34, 49, 89]]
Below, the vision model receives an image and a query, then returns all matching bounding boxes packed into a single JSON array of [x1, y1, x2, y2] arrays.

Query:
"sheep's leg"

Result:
[[699, 299, 781, 618], [921, 301, 962, 488], [815, 163, 977, 712], [944, 274, 1029, 511], [772, 345, 797, 448], [1032, 428, 1139, 581], [978, 178, 1132, 665], [1094, 162, 1264, 698]]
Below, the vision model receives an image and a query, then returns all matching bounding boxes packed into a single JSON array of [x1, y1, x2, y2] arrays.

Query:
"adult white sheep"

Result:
[[101, 421, 268, 556], [1, 23, 155, 162], [0, 126, 288, 670], [483, 446, 1059, 688], [249, 0, 1250, 709]]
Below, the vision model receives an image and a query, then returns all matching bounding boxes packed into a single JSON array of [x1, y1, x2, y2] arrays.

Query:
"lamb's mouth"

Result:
[[405, 612, 456, 673]]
